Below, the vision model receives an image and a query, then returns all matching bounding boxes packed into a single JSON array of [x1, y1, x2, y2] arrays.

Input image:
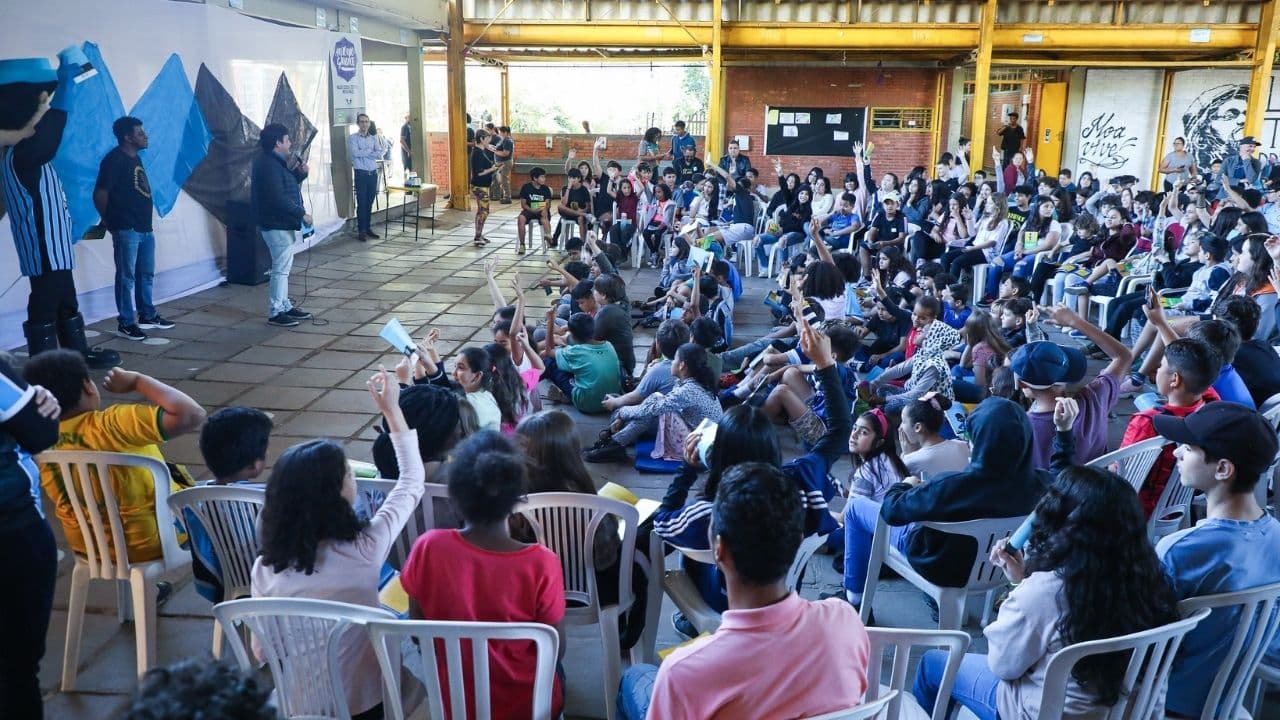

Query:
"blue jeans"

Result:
[[541, 356, 576, 399], [618, 664, 659, 720], [985, 252, 1037, 297], [843, 495, 911, 593], [912, 650, 1001, 720], [111, 229, 156, 326], [260, 228, 296, 317], [354, 169, 378, 232], [754, 231, 804, 268]]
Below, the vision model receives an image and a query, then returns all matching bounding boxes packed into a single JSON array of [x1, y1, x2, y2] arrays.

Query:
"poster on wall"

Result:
[[1162, 69, 1250, 172], [329, 31, 365, 125], [1073, 68, 1162, 183]]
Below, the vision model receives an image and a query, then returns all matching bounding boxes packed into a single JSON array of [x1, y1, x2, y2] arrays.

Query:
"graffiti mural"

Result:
[[1179, 83, 1248, 169], [1074, 69, 1162, 182]]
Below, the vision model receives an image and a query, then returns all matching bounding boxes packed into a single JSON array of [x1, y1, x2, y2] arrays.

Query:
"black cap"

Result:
[[1240, 136, 1261, 147], [1152, 402, 1279, 478]]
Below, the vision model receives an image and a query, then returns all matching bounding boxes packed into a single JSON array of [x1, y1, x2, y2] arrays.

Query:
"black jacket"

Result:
[[879, 397, 1066, 587], [251, 151, 307, 231]]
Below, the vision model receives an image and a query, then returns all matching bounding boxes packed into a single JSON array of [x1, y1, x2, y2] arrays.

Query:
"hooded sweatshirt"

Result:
[[878, 398, 1059, 587]]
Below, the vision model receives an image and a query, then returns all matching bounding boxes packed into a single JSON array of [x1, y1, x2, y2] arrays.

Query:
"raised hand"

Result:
[[102, 368, 141, 394], [1053, 396, 1080, 431], [367, 367, 401, 414], [1023, 146, 1034, 164]]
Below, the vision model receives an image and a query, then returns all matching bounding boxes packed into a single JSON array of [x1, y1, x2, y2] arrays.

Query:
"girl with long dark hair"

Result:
[[846, 408, 908, 502], [914, 443, 1178, 719], [483, 342, 532, 431], [754, 187, 813, 274], [253, 370, 426, 720]]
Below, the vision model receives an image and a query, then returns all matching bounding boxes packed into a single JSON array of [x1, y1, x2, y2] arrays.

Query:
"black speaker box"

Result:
[[225, 200, 271, 286]]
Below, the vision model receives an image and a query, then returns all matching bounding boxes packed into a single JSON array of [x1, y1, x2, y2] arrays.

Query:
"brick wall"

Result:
[[962, 87, 1044, 173], [724, 66, 945, 183], [427, 132, 705, 197]]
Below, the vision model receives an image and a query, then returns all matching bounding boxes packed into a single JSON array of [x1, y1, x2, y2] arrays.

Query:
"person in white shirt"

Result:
[[898, 393, 970, 478], [348, 114, 385, 241]]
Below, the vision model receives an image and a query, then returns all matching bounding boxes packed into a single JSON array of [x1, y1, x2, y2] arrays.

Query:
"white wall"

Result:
[[1072, 68, 1163, 184], [0, 0, 363, 349]]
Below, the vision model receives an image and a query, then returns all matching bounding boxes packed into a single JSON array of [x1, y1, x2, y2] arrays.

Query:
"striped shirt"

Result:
[[1, 109, 75, 277]]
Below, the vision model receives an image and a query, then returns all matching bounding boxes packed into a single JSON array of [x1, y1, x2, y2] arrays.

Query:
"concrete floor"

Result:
[[30, 202, 1278, 718]]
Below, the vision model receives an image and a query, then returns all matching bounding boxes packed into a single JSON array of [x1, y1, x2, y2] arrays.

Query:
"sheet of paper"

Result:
[[599, 481, 639, 505], [379, 318, 416, 356], [826, 113, 842, 124], [766, 109, 779, 125], [794, 112, 811, 124], [782, 125, 798, 137], [632, 499, 661, 530], [833, 130, 850, 141], [778, 112, 795, 125], [687, 245, 715, 271]]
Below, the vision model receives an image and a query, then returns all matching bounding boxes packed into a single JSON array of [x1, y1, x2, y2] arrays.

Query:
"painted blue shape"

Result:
[[131, 54, 210, 217], [51, 42, 125, 242]]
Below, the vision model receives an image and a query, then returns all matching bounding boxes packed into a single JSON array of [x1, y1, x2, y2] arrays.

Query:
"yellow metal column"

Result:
[[930, 71, 946, 172], [969, 0, 997, 178], [706, 0, 726, 160], [1150, 70, 1174, 191], [499, 65, 510, 125], [446, 0, 469, 210], [1246, 0, 1279, 141]]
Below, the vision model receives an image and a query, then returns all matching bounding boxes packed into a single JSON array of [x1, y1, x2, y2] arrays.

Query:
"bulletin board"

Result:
[[764, 106, 867, 157]]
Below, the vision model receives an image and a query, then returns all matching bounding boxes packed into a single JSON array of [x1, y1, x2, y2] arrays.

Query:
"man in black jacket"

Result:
[[250, 123, 312, 327]]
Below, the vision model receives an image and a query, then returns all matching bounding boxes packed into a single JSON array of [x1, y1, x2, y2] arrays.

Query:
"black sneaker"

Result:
[[285, 307, 312, 320], [583, 440, 628, 464], [138, 315, 174, 330], [268, 312, 299, 327], [365, 230, 379, 239], [671, 611, 698, 640], [116, 324, 147, 341], [155, 581, 174, 607]]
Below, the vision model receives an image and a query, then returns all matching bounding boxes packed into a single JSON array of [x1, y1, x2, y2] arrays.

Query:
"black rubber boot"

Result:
[[56, 313, 121, 369], [22, 321, 59, 358]]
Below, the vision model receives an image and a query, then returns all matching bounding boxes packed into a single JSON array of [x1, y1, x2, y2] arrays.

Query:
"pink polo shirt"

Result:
[[647, 593, 871, 719]]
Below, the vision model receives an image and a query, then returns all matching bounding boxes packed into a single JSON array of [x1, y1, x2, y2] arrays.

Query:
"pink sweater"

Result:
[[250, 429, 426, 715]]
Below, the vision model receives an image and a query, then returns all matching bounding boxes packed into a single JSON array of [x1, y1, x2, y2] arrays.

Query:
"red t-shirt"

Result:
[[1120, 388, 1219, 517], [401, 529, 566, 719]]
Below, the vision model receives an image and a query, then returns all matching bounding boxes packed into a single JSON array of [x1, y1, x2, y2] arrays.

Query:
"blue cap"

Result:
[[0, 58, 57, 87], [1010, 341, 1087, 389]]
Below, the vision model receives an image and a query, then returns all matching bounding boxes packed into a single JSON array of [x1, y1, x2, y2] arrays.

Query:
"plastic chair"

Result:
[[167, 484, 266, 657], [801, 689, 898, 720], [38, 450, 190, 690], [864, 627, 970, 720], [970, 263, 990, 305], [1085, 436, 1169, 494], [957, 609, 1210, 720], [861, 515, 1024, 630], [367, 618, 559, 720], [1261, 392, 1280, 428], [214, 597, 395, 720], [1090, 273, 1153, 329], [356, 479, 451, 570], [1175, 581, 1280, 719], [1149, 466, 1195, 543], [1252, 661, 1280, 718], [662, 531, 827, 634], [515, 492, 638, 720]]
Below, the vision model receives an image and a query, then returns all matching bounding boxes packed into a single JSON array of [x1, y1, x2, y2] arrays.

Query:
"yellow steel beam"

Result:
[[446, 0, 469, 210], [461, 21, 1256, 55], [1247, 0, 1279, 140], [499, 65, 510, 125], [1151, 70, 1175, 192], [992, 24, 1256, 52], [707, 0, 726, 161], [930, 70, 945, 173], [970, 0, 997, 179]]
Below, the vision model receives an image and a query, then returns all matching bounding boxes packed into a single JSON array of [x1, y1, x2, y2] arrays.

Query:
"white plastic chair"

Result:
[[957, 609, 1210, 720], [1176, 581, 1280, 719], [357, 479, 451, 570], [1090, 273, 1153, 329], [167, 484, 266, 657], [1259, 392, 1280, 426], [38, 450, 190, 689], [864, 627, 970, 720], [368, 618, 559, 720], [861, 515, 1024, 630], [1253, 661, 1280, 718], [662, 531, 827, 634], [802, 689, 898, 720], [515, 492, 638, 720], [970, 263, 990, 305], [214, 597, 395, 720], [1149, 466, 1195, 543], [1085, 436, 1168, 494]]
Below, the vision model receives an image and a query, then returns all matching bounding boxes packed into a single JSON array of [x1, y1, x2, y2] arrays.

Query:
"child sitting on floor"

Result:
[[846, 408, 909, 502], [761, 325, 860, 443]]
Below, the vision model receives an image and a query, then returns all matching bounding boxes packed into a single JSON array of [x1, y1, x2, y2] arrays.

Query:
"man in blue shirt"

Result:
[[670, 120, 696, 159], [1154, 402, 1280, 718], [717, 140, 750, 182]]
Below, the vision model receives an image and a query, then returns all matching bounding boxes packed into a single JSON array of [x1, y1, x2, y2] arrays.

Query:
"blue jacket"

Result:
[[251, 151, 307, 231]]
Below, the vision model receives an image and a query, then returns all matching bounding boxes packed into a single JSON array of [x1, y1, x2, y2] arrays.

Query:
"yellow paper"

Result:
[[767, 109, 780, 125], [379, 575, 410, 616], [599, 482, 639, 506], [659, 631, 711, 659]]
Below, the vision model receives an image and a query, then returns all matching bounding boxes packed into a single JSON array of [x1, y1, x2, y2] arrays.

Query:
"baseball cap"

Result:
[[1240, 136, 1261, 147], [1152, 402, 1279, 478], [1009, 341, 1087, 389], [881, 191, 901, 204]]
